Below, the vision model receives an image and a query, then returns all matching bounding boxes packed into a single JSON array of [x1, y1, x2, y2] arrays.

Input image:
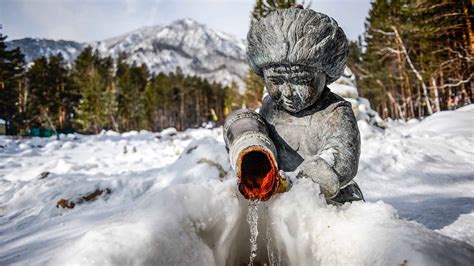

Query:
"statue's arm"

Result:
[[296, 104, 361, 198]]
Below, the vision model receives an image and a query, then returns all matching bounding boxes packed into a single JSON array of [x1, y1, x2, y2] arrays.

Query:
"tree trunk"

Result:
[[431, 76, 441, 112], [391, 26, 433, 115], [387, 92, 404, 120]]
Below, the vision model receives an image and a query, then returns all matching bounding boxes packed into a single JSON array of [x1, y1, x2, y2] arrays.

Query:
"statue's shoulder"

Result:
[[321, 90, 358, 127], [303, 87, 350, 115], [324, 90, 352, 111]]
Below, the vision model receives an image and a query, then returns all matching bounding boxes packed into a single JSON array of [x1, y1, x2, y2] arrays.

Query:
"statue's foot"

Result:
[[327, 181, 364, 205]]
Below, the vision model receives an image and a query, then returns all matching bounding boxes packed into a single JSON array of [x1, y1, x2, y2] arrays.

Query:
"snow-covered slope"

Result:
[[5, 38, 82, 64], [0, 106, 473, 264], [6, 19, 248, 88]]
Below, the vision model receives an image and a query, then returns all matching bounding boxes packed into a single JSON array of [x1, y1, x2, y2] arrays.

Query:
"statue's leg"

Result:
[[327, 181, 364, 205]]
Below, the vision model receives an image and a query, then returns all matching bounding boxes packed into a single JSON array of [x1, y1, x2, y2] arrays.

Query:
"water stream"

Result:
[[247, 201, 259, 266], [246, 201, 281, 266]]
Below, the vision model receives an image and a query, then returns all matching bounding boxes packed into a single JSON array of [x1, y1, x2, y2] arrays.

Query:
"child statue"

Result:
[[224, 7, 363, 204]]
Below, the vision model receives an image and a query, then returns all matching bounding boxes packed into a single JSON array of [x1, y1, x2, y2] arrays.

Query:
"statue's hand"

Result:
[[295, 158, 340, 199], [278, 170, 297, 181], [276, 170, 294, 193]]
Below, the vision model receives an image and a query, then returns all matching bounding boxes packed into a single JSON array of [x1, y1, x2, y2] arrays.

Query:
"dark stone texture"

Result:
[[247, 7, 349, 84], [225, 7, 362, 201], [260, 88, 361, 198]]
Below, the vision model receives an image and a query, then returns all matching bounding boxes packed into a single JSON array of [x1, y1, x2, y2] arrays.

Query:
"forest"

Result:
[[0, 0, 472, 135], [349, 0, 473, 119], [0, 43, 244, 134]]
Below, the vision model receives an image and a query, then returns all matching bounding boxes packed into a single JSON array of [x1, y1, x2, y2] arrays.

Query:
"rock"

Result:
[[56, 188, 111, 209]]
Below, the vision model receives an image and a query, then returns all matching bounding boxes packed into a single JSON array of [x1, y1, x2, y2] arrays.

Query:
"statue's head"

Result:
[[247, 7, 348, 113], [262, 64, 326, 113]]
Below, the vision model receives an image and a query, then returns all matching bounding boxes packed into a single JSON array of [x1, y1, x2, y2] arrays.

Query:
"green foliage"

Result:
[[251, 0, 302, 24], [26, 53, 76, 131], [26, 56, 49, 127], [72, 47, 117, 133], [243, 69, 265, 109], [116, 59, 149, 131], [224, 81, 244, 115], [0, 34, 26, 134]]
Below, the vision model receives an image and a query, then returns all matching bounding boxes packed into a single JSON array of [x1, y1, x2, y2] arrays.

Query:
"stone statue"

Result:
[[224, 7, 363, 204]]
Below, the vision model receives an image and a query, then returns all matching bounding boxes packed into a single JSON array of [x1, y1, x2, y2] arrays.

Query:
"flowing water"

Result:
[[247, 201, 259, 266], [246, 201, 281, 266]]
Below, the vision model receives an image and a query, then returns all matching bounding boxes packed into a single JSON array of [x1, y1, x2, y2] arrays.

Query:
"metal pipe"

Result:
[[224, 109, 289, 201]]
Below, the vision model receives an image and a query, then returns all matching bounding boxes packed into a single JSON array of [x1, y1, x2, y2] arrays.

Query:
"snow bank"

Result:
[[1, 107, 474, 264], [268, 180, 473, 265], [409, 104, 474, 136]]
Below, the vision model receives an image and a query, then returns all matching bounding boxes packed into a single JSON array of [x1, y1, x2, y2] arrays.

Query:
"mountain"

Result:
[[6, 19, 248, 88], [6, 38, 83, 64], [92, 19, 247, 88]]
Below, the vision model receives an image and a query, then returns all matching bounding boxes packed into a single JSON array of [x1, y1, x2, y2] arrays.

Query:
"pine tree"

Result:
[[0, 34, 26, 134], [144, 76, 159, 131], [359, 0, 393, 118], [72, 47, 117, 133], [251, 0, 298, 24], [116, 58, 149, 131], [347, 39, 363, 87], [47, 53, 77, 131], [26, 56, 50, 128]]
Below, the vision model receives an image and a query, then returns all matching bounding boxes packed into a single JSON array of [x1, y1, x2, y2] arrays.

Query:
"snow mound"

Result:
[[409, 105, 474, 136], [268, 180, 473, 265], [50, 179, 474, 265]]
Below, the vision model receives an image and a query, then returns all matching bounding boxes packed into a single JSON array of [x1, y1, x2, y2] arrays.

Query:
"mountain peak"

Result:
[[172, 18, 201, 27]]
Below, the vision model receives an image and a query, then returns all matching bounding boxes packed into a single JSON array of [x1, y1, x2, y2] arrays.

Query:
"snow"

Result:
[[328, 82, 359, 99], [408, 104, 474, 136], [1, 107, 473, 264]]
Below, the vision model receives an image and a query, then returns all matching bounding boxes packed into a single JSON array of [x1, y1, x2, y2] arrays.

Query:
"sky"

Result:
[[0, 0, 371, 43]]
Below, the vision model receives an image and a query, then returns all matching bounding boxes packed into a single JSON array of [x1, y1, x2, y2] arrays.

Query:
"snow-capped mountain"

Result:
[[6, 19, 248, 88], [92, 19, 247, 88], [5, 38, 82, 64]]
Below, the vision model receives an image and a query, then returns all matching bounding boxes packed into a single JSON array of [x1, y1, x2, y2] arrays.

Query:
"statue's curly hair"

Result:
[[247, 7, 348, 84]]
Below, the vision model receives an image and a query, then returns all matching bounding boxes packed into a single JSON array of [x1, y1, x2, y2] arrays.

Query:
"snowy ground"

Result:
[[0, 106, 473, 265]]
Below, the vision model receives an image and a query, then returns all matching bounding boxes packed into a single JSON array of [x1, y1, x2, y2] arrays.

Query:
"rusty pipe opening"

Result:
[[237, 146, 279, 201]]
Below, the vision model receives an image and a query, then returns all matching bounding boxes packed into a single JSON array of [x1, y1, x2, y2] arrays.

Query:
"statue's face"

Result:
[[263, 65, 326, 113]]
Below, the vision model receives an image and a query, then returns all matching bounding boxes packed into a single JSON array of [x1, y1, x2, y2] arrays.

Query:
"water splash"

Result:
[[247, 201, 259, 266]]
